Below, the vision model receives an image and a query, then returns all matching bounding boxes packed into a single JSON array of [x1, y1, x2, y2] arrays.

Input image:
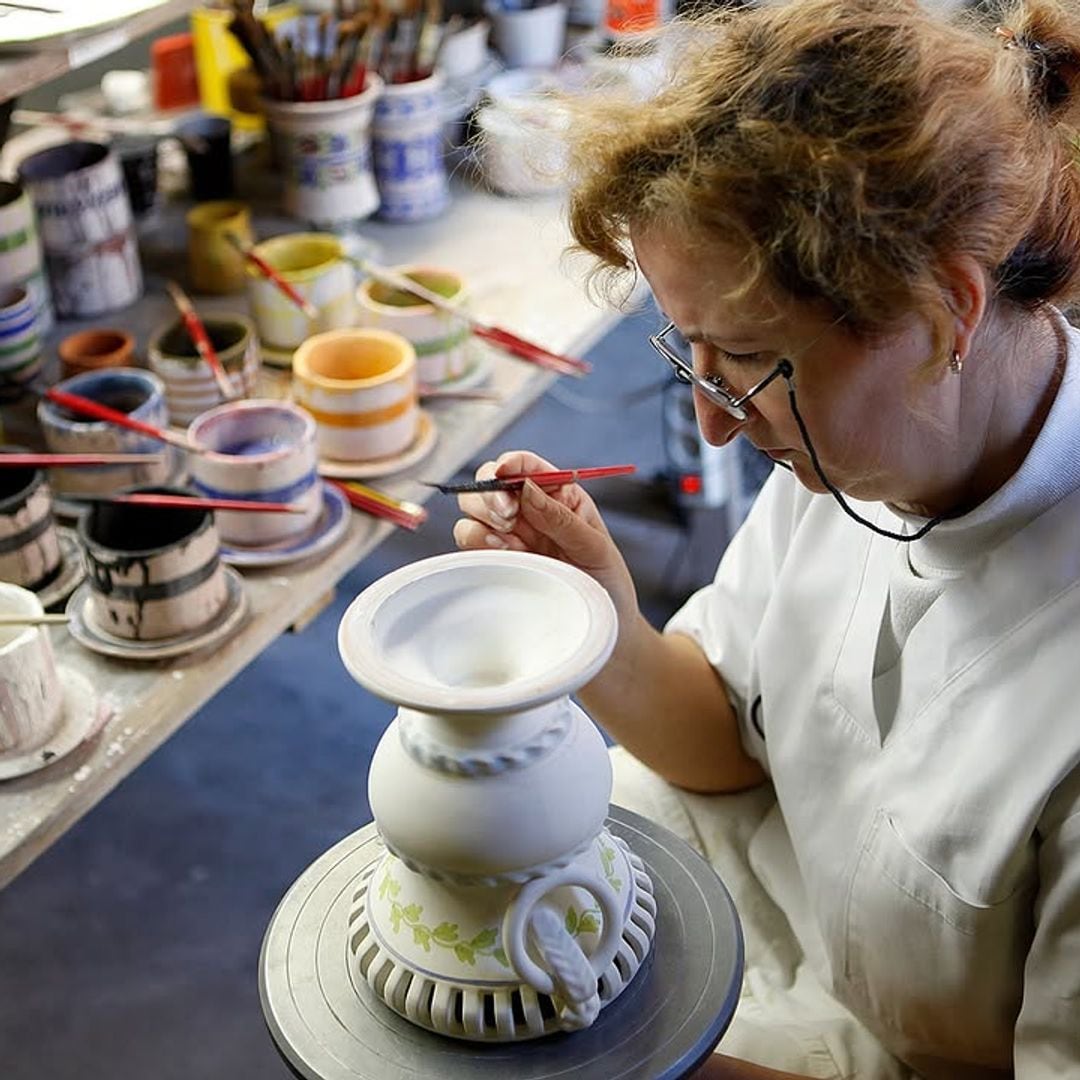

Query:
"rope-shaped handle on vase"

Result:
[[502, 867, 622, 1032]]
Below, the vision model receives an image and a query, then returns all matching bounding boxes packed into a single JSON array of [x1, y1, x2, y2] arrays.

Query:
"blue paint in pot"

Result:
[[218, 436, 288, 457]]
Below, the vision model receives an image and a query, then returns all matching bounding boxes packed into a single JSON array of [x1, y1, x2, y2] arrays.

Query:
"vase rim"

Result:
[[338, 550, 617, 714]]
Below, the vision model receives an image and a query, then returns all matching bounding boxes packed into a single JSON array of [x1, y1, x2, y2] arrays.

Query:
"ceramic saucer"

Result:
[[37, 527, 86, 612], [318, 409, 438, 480], [220, 482, 352, 568], [0, 668, 107, 781], [65, 566, 249, 661], [421, 350, 493, 397]]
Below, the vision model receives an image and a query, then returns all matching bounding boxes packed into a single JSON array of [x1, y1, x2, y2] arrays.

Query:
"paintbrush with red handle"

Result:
[[329, 479, 427, 531], [427, 464, 637, 494], [165, 280, 238, 401], [0, 453, 167, 468], [224, 233, 319, 319], [351, 258, 591, 378], [44, 387, 196, 453], [66, 493, 307, 514]]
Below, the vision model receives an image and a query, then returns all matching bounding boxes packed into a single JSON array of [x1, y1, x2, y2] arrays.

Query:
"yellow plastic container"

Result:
[[190, 4, 298, 131]]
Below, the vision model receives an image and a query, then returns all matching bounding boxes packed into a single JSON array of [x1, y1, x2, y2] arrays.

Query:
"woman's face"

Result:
[[632, 221, 963, 510]]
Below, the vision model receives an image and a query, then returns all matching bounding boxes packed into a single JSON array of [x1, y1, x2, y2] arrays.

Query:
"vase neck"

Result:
[[398, 699, 566, 754]]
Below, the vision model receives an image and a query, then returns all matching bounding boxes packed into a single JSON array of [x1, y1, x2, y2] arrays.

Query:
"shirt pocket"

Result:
[[841, 809, 1033, 1070]]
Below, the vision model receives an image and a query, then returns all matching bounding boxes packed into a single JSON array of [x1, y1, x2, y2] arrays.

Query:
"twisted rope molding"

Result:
[[398, 707, 571, 777]]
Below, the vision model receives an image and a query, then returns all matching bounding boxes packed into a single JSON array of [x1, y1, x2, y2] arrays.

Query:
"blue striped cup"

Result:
[[0, 285, 42, 397], [187, 399, 320, 547]]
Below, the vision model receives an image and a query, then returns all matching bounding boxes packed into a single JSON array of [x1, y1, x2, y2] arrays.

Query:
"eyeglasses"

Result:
[[648, 321, 792, 421]]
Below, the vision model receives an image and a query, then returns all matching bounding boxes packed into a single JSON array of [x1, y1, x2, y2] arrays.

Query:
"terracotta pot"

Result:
[[292, 328, 417, 462], [78, 485, 228, 641], [0, 582, 62, 754], [187, 399, 320, 546], [58, 327, 135, 380]]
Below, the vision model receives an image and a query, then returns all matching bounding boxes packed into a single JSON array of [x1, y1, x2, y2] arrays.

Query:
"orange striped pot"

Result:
[[292, 329, 418, 462]]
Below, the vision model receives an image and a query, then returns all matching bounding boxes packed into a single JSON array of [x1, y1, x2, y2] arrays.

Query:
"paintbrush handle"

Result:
[[351, 258, 590, 377], [227, 234, 319, 319], [330, 480, 427, 530], [0, 453, 166, 467], [166, 281, 236, 401], [0, 614, 71, 626], [436, 465, 637, 493], [44, 388, 192, 452], [73, 494, 305, 514]]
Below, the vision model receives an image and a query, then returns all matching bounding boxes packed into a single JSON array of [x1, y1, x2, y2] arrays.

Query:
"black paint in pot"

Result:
[[17, 140, 109, 182], [77, 486, 221, 640], [158, 318, 246, 363], [0, 462, 39, 509]]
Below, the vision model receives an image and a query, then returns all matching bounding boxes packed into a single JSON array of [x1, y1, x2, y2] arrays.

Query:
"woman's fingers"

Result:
[[453, 517, 529, 552], [516, 481, 614, 570]]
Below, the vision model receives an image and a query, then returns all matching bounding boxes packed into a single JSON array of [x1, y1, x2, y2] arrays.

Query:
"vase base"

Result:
[[349, 830, 656, 1042]]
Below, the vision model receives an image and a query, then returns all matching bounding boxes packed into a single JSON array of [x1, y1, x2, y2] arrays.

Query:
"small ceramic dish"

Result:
[[219, 482, 354, 568], [65, 566, 248, 661], [0, 668, 106, 781], [317, 409, 438, 480], [37, 526, 86, 612]]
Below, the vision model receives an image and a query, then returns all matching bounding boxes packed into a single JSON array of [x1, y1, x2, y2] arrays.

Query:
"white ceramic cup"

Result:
[[355, 266, 471, 386], [490, 2, 568, 69], [293, 329, 418, 462], [0, 582, 62, 754], [188, 400, 321, 546]]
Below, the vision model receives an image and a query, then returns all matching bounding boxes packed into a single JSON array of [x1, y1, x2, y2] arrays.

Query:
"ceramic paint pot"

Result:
[[0, 284, 43, 397], [371, 72, 449, 223], [148, 314, 259, 425], [0, 180, 53, 337], [245, 233, 355, 352], [37, 368, 172, 498], [57, 327, 135, 380], [177, 114, 234, 202], [261, 78, 382, 229], [186, 200, 252, 294], [0, 582, 62, 754], [0, 461, 62, 591], [476, 97, 570, 197], [78, 486, 228, 641], [356, 266, 471, 386], [188, 399, 320, 546], [113, 135, 160, 217], [338, 550, 656, 1041], [17, 140, 143, 318], [491, 1, 568, 68], [293, 329, 418, 462]]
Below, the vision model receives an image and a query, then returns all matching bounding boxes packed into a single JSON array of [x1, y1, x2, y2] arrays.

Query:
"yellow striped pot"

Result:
[[293, 329, 418, 462]]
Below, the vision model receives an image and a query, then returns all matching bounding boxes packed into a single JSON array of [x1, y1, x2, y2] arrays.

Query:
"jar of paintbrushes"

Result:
[[228, 0, 451, 225]]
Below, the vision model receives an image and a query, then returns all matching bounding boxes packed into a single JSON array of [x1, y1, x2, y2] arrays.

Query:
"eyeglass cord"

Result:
[[782, 371, 943, 543]]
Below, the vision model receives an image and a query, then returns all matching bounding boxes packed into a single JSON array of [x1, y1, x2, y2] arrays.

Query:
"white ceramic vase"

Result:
[[338, 550, 657, 1042]]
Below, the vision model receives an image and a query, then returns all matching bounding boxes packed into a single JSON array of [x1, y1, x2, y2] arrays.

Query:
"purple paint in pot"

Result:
[[218, 436, 289, 457]]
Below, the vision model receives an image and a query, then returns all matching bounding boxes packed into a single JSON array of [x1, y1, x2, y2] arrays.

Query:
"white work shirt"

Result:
[[666, 318, 1080, 1078]]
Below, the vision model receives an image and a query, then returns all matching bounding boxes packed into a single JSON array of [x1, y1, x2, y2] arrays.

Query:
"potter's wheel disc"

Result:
[[259, 806, 743, 1080]]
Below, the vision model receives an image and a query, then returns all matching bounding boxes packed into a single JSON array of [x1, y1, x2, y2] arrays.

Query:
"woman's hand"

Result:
[[452, 450, 639, 629]]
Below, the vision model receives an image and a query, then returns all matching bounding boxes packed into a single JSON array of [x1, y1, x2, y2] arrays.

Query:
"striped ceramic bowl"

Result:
[[187, 399, 321, 546], [37, 368, 173, 498], [292, 328, 418, 462], [78, 486, 228, 641], [0, 285, 43, 396], [0, 461, 61, 591], [148, 314, 260, 426], [355, 266, 472, 387]]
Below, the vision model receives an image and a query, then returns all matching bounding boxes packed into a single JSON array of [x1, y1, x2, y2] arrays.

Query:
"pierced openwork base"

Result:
[[347, 832, 657, 1042]]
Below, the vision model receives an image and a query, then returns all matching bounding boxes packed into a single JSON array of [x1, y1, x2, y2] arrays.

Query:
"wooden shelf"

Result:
[[0, 0, 195, 102]]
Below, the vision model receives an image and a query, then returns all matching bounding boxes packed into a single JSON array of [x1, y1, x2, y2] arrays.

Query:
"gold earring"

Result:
[[949, 350, 963, 376]]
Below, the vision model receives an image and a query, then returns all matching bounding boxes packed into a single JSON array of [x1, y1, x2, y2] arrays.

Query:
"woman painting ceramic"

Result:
[[454, 2, 1080, 1077]]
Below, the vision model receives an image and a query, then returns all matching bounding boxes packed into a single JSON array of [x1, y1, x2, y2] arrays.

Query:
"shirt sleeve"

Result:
[[663, 466, 809, 772], [1014, 766, 1080, 1076]]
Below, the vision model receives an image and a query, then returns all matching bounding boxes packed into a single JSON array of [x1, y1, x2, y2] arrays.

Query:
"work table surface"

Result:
[[0, 181, 624, 889]]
